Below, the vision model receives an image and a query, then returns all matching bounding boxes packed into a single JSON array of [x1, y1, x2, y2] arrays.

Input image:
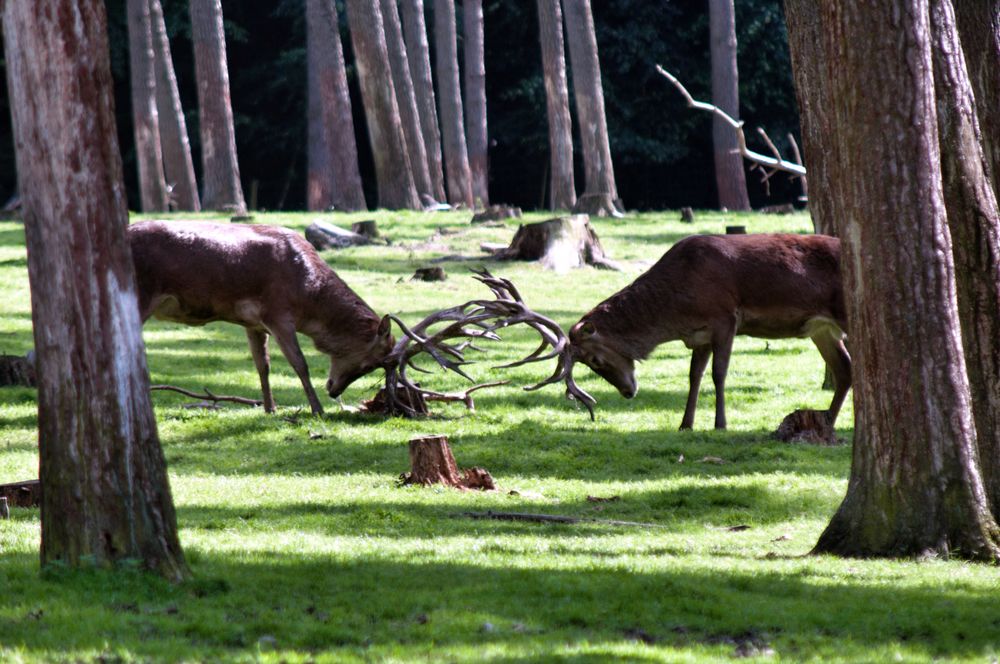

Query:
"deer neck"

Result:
[[299, 275, 381, 357], [587, 277, 679, 360]]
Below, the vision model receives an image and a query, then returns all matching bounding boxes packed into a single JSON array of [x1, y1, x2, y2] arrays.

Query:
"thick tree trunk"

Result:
[[306, 0, 367, 212], [126, 0, 169, 212], [434, 0, 474, 208], [380, 0, 434, 201], [930, 0, 1000, 519], [345, 0, 421, 210], [189, 0, 246, 212], [400, 0, 447, 203], [783, 0, 837, 235], [708, 0, 750, 211], [150, 0, 200, 212], [2, 0, 189, 580], [810, 0, 1000, 561], [952, 1, 1000, 201], [463, 0, 489, 206], [537, 0, 576, 210], [562, 0, 620, 216]]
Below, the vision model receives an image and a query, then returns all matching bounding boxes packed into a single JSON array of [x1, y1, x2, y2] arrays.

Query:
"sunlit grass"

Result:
[[2, 211, 997, 662]]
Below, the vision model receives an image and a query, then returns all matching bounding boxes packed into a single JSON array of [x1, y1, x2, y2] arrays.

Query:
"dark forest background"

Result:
[[0, 0, 799, 212]]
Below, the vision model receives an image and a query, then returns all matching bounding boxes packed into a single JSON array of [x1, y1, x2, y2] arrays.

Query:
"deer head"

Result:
[[569, 320, 637, 399], [325, 314, 395, 399]]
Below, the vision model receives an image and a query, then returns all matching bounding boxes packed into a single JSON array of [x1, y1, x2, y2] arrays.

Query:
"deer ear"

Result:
[[377, 314, 392, 338]]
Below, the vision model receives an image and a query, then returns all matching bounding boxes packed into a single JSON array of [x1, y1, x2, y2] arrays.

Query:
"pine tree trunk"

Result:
[[189, 0, 246, 212], [433, 0, 474, 208], [2, 0, 189, 581], [380, 0, 434, 201], [150, 0, 200, 212], [930, 0, 1000, 519], [810, 0, 1000, 561], [345, 0, 421, 210], [537, 0, 576, 211], [562, 0, 619, 216], [708, 0, 750, 211], [306, 0, 367, 212], [463, 0, 489, 206], [126, 0, 169, 212], [783, 0, 837, 235], [400, 0, 447, 203], [952, 0, 1000, 202]]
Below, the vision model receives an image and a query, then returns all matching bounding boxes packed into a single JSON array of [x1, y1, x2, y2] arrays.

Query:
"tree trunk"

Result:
[[782, 0, 837, 235], [930, 0, 1000, 519], [952, 0, 1000, 201], [189, 0, 246, 212], [399, 0, 447, 203], [562, 0, 620, 216], [708, 0, 750, 211], [380, 0, 434, 201], [463, 0, 489, 206], [536, 0, 576, 210], [126, 0, 169, 212], [810, 0, 1000, 561], [434, 0, 474, 208], [2, 0, 189, 581], [400, 435, 496, 489], [149, 0, 200, 212], [306, 0, 367, 212], [345, 0, 421, 210]]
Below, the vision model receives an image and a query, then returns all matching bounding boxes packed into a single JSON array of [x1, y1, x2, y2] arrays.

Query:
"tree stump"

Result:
[[471, 204, 522, 223], [773, 409, 840, 445], [400, 435, 496, 490], [680, 207, 695, 223], [0, 354, 35, 387], [494, 215, 621, 272], [304, 220, 371, 250], [725, 225, 747, 234], [0, 480, 41, 508], [412, 266, 447, 282], [572, 193, 624, 218], [351, 220, 380, 238]]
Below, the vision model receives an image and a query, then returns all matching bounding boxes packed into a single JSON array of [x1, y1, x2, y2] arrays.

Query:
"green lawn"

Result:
[[2, 210, 999, 662]]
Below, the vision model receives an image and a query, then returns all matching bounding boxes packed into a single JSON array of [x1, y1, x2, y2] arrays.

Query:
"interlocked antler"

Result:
[[380, 269, 596, 419]]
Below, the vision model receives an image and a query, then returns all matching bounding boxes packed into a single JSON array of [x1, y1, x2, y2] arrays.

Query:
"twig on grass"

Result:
[[150, 384, 263, 408], [457, 510, 665, 528]]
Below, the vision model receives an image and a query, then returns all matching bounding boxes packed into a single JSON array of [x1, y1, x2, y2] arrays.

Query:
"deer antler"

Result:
[[379, 269, 596, 419]]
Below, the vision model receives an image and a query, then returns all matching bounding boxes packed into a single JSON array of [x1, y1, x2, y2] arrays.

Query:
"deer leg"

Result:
[[680, 346, 711, 430], [246, 328, 275, 413], [266, 320, 325, 416], [710, 320, 737, 430], [812, 331, 852, 425]]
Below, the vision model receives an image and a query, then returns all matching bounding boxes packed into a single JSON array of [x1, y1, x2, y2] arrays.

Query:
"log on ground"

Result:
[[0, 480, 41, 508], [0, 354, 35, 387], [492, 215, 620, 272], [304, 220, 371, 250]]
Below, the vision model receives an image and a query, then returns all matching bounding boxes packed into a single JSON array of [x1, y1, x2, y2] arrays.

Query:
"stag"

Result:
[[566, 233, 850, 430], [129, 220, 393, 415]]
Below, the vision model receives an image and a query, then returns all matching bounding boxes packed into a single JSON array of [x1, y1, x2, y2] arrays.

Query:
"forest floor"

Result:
[[1, 210, 997, 662]]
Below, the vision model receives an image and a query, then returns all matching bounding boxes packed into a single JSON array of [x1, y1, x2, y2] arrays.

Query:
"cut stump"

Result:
[[471, 205, 522, 224], [680, 207, 695, 223], [400, 435, 496, 490], [351, 220, 380, 238], [412, 267, 447, 282], [0, 354, 35, 387], [493, 215, 621, 272], [773, 409, 840, 446], [304, 220, 370, 250], [0, 479, 41, 508], [572, 193, 624, 218]]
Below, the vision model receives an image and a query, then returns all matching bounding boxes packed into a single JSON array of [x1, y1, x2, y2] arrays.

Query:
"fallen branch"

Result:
[[458, 510, 665, 528], [655, 64, 806, 178], [150, 385, 263, 408]]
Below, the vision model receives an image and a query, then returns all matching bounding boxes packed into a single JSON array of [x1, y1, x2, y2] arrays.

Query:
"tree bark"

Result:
[[306, 0, 367, 212], [783, 0, 837, 235], [536, 0, 576, 210], [952, 0, 1000, 201], [434, 0, 474, 208], [463, 0, 489, 206], [126, 0, 169, 212], [149, 0, 200, 212], [930, 0, 1000, 519], [810, 0, 1000, 561], [494, 215, 619, 271], [345, 0, 421, 210], [400, 0, 447, 203], [562, 0, 620, 216], [708, 0, 750, 211], [380, 0, 434, 202], [189, 0, 246, 212], [2, 0, 189, 580]]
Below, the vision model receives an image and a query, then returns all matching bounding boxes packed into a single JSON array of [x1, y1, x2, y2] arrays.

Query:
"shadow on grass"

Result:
[[0, 550, 995, 660]]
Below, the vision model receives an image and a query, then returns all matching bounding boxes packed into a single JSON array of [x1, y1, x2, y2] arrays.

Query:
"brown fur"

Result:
[[570, 233, 851, 430], [129, 220, 393, 415]]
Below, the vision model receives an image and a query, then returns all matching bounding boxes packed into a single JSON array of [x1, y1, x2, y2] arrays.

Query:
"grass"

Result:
[[1, 209, 999, 662]]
